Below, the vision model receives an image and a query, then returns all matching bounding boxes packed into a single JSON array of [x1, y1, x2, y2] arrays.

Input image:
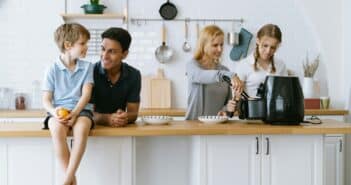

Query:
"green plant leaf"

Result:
[[90, 0, 99, 5]]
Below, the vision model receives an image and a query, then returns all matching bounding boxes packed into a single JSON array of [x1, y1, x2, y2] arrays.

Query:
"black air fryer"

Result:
[[237, 76, 305, 125]]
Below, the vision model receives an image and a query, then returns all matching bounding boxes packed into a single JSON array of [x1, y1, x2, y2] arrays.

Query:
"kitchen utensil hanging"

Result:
[[159, 0, 178, 20], [196, 22, 200, 39], [182, 19, 191, 52], [228, 21, 239, 46], [155, 23, 174, 63]]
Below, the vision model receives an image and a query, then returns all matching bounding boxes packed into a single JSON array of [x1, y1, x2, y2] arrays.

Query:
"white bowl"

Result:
[[142, 116, 173, 125], [198, 116, 228, 124]]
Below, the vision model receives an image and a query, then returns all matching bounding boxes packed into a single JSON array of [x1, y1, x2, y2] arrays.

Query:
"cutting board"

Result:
[[141, 69, 171, 108]]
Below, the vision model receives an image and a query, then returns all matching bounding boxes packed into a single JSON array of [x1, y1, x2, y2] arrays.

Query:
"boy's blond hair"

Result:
[[54, 23, 90, 53]]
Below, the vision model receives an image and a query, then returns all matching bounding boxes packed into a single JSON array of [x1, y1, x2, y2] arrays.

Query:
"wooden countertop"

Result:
[[0, 108, 186, 118], [0, 109, 348, 118], [1, 119, 351, 137], [305, 109, 348, 115]]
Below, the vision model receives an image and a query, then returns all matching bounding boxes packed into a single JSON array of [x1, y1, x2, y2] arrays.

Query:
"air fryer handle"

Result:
[[256, 83, 265, 98], [222, 75, 232, 86], [238, 100, 247, 119]]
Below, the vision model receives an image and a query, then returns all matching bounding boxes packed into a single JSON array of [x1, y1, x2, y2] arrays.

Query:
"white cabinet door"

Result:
[[135, 136, 191, 185], [75, 137, 133, 185], [193, 135, 260, 185], [261, 135, 323, 185], [324, 135, 344, 185], [0, 141, 6, 185], [0, 138, 55, 185]]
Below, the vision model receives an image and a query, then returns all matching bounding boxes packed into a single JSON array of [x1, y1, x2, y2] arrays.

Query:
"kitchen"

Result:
[[0, 0, 351, 185]]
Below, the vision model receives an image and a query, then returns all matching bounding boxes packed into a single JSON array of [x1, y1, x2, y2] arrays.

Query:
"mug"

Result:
[[320, 96, 330, 109]]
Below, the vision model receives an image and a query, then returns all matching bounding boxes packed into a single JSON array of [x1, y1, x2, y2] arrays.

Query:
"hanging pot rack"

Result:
[[130, 17, 244, 25]]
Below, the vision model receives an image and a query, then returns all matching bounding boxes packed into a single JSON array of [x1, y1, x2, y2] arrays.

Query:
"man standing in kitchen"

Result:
[[91, 27, 141, 126]]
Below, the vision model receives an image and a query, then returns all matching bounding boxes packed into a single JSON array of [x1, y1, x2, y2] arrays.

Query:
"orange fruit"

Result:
[[57, 108, 70, 118]]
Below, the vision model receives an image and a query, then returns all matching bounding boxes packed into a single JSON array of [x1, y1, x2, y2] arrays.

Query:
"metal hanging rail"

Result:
[[130, 17, 244, 24]]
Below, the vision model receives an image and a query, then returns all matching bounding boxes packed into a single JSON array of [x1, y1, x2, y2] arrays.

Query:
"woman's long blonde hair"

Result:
[[194, 25, 224, 62], [254, 24, 282, 73]]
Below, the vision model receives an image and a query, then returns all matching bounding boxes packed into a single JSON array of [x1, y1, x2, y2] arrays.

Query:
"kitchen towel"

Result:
[[230, 28, 253, 61]]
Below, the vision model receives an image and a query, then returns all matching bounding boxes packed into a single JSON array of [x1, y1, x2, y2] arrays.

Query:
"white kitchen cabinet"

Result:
[[261, 135, 323, 185], [191, 135, 260, 185], [135, 136, 191, 185], [192, 135, 323, 185], [324, 135, 344, 185], [0, 138, 55, 185], [75, 137, 133, 185], [0, 142, 6, 185], [0, 136, 133, 185]]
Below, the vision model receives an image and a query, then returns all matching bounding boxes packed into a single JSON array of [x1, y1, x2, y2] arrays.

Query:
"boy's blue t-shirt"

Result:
[[42, 58, 94, 111]]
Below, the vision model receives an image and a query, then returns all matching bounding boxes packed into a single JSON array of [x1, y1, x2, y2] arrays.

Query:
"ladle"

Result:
[[155, 23, 174, 63], [182, 20, 191, 52]]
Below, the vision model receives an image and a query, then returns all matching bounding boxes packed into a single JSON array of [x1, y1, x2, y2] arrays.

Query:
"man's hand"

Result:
[[109, 109, 128, 127]]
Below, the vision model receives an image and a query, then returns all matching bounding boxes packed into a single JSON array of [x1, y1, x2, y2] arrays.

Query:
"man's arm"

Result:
[[93, 112, 113, 126], [126, 102, 140, 123], [93, 102, 139, 126]]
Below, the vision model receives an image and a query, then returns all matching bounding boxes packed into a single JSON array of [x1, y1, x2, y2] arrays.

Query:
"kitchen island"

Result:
[[0, 119, 350, 185], [0, 119, 351, 136], [0, 108, 348, 118]]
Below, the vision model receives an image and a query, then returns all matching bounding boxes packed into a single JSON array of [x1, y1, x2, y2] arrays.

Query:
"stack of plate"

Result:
[[198, 116, 228, 124], [142, 116, 173, 125]]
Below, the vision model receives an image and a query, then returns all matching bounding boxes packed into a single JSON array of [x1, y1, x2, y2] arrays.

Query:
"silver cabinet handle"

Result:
[[266, 137, 270, 155], [256, 137, 259, 155], [339, 139, 343, 153]]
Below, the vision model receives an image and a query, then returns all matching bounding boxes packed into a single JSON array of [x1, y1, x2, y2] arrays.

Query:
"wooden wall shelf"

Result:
[[60, 13, 125, 21]]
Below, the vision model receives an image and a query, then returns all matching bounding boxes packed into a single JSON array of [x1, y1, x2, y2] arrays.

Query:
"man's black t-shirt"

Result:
[[91, 61, 141, 113]]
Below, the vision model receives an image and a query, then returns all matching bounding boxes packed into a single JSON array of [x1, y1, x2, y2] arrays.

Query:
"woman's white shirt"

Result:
[[236, 54, 288, 97]]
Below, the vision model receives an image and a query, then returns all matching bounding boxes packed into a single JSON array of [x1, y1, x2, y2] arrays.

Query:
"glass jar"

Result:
[[31, 80, 42, 109], [0, 87, 13, 110], [15, 93, 26, 110]]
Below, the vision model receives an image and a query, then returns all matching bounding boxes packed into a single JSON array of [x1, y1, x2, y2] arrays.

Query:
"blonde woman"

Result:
[[185, 25, 242, 120], [236, 24, 288, 97]]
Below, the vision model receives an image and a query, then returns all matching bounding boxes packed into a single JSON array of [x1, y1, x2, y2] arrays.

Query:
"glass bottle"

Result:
[[31, 80, 42, 109]]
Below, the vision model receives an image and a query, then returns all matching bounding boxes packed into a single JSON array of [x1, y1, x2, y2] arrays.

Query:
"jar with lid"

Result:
[[15, 93, 27, 110]]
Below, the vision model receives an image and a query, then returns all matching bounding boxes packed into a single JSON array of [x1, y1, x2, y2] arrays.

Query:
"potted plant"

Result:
[[303, 54, 319, 78], [81, 0, 107, 14], [302, 54, 320, 98]]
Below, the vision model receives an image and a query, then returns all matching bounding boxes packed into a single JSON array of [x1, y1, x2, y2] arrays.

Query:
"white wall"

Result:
[[297, 0, 344, 107], [342, 0, 351, 184], [0, 0, 62, 96], [0, 0, 345, 108]]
